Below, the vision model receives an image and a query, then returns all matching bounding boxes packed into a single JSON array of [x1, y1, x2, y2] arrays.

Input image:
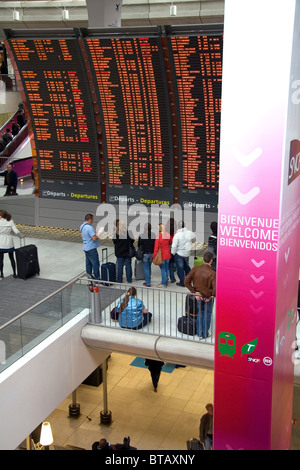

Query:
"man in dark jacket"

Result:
[[113, 219, 135, 283], [184, 251, 216, 338], [199, 403, 213, 450], [0, 164, 18, 195], [145, 358, 164, 392], [2, 128, 13, 146]]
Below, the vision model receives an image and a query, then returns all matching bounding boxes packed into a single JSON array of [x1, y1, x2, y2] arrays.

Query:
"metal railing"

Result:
[[0, 272, 90, 374], [86, 277, 216, 344], [0, 248, 216, 374]]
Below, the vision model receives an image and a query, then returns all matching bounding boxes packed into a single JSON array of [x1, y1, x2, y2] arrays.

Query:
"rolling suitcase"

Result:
[[100, 248, 116, 284], [185, 293, 198, 318], [134, 259, 144, 280], [15, 238, 40, 280], [177, 315, 197, 336], [186, 438, 204, 450]]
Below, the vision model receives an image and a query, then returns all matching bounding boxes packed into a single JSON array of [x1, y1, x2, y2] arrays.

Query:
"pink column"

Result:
[[214, 0, 300, 450]]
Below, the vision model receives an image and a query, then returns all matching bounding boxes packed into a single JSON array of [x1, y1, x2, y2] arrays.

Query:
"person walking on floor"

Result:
[[0, 209, 24, 279], [153, 223, 171, 288], [171, 221, 195, 286], [144, 358, 164, 392], [80, 213, 102, 280], [0, 163, 18, 196], [184, 251, 216, 339], [199, 403, 213, 450], [138, 223, 156, 287]]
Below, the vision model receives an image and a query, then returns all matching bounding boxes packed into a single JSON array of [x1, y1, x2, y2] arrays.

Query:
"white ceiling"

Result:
[[0, 0, 224, 39]]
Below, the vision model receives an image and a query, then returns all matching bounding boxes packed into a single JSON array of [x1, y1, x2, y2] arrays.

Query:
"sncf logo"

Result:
[[247, 356, 260, 364], [288, 140, 300, 185]]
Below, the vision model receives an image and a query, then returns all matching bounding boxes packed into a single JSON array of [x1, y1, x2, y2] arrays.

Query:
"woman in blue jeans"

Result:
[[152, 224, 171, 288], [138, 223, 156, 287]]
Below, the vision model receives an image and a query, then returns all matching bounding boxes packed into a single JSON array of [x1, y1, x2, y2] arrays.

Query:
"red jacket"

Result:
[[153, 233, 171, 261]]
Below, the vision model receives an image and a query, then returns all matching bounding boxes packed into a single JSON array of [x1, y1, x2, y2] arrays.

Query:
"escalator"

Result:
[[0, 110, 32, 179]]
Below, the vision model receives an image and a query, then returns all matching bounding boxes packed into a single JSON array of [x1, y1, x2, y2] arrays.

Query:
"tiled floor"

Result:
[[0, 225, 214, 451], [45, 352, 214, 451], [0, 183, 299, 450]]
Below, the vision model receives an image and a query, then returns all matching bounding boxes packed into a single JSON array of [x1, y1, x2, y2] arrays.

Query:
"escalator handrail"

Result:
[[0, 123, 29, 168], [0, 110, 19, 137]]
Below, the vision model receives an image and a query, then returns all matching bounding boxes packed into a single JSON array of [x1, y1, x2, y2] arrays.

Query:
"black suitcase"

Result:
[[185, 293, 198, 317], [101, 248, 116, 284], [186, 438, 204, 450], [15, 240, 40, 280], [177, 315, 197, 336]]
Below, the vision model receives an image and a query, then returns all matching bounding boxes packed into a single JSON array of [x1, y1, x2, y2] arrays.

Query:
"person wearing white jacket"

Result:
[[0, 209, 24, 278], [171, 221, 196, 286]]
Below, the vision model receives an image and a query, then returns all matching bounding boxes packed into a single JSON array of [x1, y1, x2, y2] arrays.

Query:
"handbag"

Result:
[[129, 245, 137, 258], [152, 239, 163, 265], [136, 247, 144, 261]]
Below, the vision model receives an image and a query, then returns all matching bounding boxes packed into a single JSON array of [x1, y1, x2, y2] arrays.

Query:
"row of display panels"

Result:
[[5, 25, 223, 210]]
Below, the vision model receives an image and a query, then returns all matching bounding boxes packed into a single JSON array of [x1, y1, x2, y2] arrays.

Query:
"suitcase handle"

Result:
[[102, 247, 108, 263], [19, 235, 26, 247]]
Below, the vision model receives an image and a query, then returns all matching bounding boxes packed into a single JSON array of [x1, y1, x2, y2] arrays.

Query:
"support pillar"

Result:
[[214, 0, 300, 450], [69, 390, 80, 418], [100, 358, 112, 425]]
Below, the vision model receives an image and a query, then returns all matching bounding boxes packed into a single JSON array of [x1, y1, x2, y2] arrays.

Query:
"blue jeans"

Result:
[[117, 256, 132, 283], [142, 253, 152, 286], [204, 435, 213, 450], [175, 254, 190, 285], [197, 298, 213, 338], [85, 248, 100, 280], [169, 255, 176, 282], [159, 259, 170, 286], [120, 312, 152, 330]]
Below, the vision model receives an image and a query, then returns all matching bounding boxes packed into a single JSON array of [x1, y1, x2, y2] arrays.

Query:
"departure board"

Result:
[[168, 34, 223, 210], [84, 35, 173, 206], [7, 38, 101, 201]]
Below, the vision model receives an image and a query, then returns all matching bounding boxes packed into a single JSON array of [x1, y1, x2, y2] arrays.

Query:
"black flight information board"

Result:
[[84, 34, 173, 207], [8, 37, 101, 202], [168, 33, 223, 210], [6, 27, 223, 210]]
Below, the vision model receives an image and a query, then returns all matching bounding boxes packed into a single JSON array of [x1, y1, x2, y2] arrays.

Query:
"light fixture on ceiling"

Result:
[[62, 8, 69, 20], [170, 4, 177, 16], [13, 9, 20, 21]]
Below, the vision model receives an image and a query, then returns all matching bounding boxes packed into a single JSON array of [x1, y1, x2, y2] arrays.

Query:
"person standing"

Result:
[[17, 108, 26, 129], [144, 358, 164, 392], [207, 221, 218, 271], [153, 223, 171, 288], [113, 219, 135, 284], [165, 217, 177, 284], [171, 221, 195, 286], [138, 223, 156, 287], [11, 122, 20, 137], [199, 403, 213, 450], [2, 128, 13, 146], [0, 209, 24, 279], [184, 251, 216, 339], [80, 213, 101, 280], [0, 163, 18, 195]]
